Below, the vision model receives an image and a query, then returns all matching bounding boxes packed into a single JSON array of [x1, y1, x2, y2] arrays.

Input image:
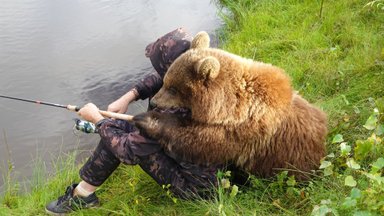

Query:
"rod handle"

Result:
[[99, 110, 134, 122], [67, 104, 133, 122], [66, 105, 80, 112]]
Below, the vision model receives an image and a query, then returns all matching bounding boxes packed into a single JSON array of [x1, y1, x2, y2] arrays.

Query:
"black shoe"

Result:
[[45, 183, 100, 215]]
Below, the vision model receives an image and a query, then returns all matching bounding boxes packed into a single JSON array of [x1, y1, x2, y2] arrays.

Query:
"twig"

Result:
[[319, 0, 325, 18], [272, 200, 295, 216], [2, 129, 12, 164]]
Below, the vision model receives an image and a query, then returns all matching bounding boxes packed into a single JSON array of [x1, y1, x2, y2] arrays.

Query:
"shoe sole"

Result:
[[45, 203, 100, 215], [45, 208, 67, 216]]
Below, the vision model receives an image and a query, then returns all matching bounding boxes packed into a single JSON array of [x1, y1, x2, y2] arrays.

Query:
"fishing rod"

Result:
[[0, 94, 134, 122]]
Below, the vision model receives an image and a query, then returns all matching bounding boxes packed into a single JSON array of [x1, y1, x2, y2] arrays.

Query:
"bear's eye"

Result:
[[168, 87, 177, 96]]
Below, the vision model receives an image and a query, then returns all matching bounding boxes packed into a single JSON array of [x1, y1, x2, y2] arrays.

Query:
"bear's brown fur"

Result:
[[134, 32, 327, 179]]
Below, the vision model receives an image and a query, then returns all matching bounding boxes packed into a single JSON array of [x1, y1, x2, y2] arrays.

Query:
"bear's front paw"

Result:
[[133, 110, 185, 139], [133, 111, 163, 139]]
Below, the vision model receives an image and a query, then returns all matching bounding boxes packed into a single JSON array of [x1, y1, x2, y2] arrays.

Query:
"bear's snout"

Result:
[[149, 99, 158, 110]]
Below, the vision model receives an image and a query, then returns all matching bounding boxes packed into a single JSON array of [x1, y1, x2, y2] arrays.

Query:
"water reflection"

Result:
[[0, 0, 221, 191]]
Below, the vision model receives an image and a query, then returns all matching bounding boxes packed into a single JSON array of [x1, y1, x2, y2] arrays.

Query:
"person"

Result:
[[45, 28, 222, 215]]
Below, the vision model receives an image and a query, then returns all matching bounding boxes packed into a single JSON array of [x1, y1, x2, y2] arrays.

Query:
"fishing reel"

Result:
[[74, 118, 98, 133]]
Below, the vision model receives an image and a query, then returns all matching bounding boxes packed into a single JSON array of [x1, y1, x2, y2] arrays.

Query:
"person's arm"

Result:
[[107, 88, 139, 113], [107, 72, 162, 113], [133, 72, 163, 100]]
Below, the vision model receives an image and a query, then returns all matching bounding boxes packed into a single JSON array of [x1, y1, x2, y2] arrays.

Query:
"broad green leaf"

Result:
[[286, 176, 296, 186], [342, 197, 357, 208], [371, 157, 384, 173], [332, 134, 344, 143], [376, 124, 384, 136], [230, 185, 238, 198], [224, 170, 232, 177], [368, 133, 382, 145], [350, 188, 361, 199], [340, 142, 351, 156], [354, 139, 374, 160], [319, 160, 332, 169], [320, 199, 332, 205], [314, 206, 332, 216], [364, 172, 384, 184], [353, 210, 373, 216], [345, 175, 357, 187], [172, 197, 178, 203], [363, 114, 377, 130], [368, 97, 375, 106], [216, 170, 224, 178], [375, 97, 384, 113], [221, 178, 231, 189], [218, 204, 225, 215], [324, 166, 334, 176], [311, 203, 334, 216], [346, 158, 361, 170], [277, 171, 288, 184], [353, 106, 360, 114]]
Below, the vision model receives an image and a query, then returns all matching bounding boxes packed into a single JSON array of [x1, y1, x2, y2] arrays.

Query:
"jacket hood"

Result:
[[145, 27, 191, 78]]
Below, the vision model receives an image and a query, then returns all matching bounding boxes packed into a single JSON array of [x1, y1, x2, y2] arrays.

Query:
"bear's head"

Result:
[[150, 31, 293, 125]]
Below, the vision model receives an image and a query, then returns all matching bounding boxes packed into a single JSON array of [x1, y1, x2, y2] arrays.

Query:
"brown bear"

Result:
[[134, 31, 327, 180]]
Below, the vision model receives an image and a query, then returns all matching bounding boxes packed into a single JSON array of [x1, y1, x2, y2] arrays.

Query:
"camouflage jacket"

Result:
[[133, 27, 191, 100]]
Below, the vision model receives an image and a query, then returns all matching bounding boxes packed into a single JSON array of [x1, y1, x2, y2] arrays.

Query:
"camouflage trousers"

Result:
[[79, 119, 220, 199]]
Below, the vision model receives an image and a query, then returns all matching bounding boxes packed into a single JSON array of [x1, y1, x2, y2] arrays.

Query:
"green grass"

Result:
[[1, 0, 384, 215]]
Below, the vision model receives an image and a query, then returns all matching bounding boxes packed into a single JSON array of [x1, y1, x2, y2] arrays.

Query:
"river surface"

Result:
[[0, 0, 221, 191]]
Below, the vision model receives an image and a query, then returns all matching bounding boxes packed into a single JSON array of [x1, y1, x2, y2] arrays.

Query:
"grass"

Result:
[[1, 0, 384, 215]]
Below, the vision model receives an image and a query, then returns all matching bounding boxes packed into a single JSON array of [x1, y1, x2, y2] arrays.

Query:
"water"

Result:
[[0, 0, 221, 191]]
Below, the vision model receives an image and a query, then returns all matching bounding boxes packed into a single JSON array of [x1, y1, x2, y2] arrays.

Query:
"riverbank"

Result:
[[1, 0, 384, 215]]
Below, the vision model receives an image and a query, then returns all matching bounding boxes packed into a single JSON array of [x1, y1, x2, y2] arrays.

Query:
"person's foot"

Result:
[[45, 183, 99, 215]]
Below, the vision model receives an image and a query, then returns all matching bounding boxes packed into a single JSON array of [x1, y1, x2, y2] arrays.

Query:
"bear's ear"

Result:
[[195, 56, 220, 80], [191, 31, 210, 49]]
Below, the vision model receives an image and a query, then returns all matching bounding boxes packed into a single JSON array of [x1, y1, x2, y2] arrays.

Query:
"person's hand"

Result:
[[107, 97, 130, 113], [78, 103, 104, 124], [107, 89, 138, 113]]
